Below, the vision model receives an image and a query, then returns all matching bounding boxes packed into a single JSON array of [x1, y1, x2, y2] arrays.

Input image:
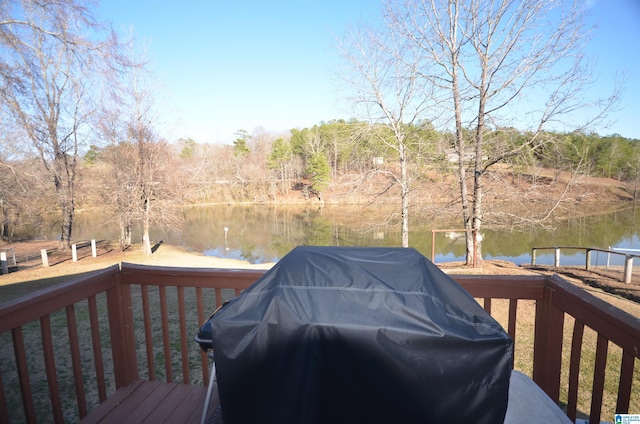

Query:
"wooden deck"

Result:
[[80, 380, 219, 424], [1, 263, 639, 424]]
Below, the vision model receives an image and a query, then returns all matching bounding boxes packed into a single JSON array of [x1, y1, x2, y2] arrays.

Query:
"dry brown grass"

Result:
[[2, 241, 639, 422]]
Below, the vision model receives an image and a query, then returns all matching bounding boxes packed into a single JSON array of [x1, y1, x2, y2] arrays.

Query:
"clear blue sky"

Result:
[[99, 0, 640, 144]]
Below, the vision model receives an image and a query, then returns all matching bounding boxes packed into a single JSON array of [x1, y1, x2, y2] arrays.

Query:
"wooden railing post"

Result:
[[554, 248, 560, 267], [72, 244, 78, 262], [531, 248, 537, 266], [119, 278, 139, 381], [106, 270, 138, 388], [91, 239, 97, 258], [586, 249, 592, 271], [532, 285, 564, 402]]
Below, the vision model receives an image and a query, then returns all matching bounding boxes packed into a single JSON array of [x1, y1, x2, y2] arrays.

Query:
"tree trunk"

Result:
[[119, 221, 132, 251], [400, 143, 409, 248], [1, 209, 9, 242], [471, 57, 489, 266], [142, 228, 151, 255], [59, 201, 74, 251], [635, 157, 640, 202], [449, 49, 473, 265], [142, 197, 152, 255], [55, 159, 75, 251], [460, 156, 473, 265]]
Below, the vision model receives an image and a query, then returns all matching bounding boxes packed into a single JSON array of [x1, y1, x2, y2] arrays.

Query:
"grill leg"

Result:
[[201, 356, 217, 424]]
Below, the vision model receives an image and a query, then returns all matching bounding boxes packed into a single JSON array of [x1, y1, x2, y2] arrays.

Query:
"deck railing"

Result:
[[1, 263, 639, 424]]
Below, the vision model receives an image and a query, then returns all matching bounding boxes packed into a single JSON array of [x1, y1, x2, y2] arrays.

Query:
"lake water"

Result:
[[28, 203, 640, 266]]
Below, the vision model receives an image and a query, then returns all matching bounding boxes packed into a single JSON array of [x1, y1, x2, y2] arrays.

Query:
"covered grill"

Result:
[[196, 246, 513, 424]]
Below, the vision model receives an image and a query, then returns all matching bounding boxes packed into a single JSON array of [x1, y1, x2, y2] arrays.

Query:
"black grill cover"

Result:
[[204, 246, 513, 424]]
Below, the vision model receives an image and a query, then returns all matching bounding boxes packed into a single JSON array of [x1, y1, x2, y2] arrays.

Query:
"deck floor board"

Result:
[[80, 380, 218, 424]]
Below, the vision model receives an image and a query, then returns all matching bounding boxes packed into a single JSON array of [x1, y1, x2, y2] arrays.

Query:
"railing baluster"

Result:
[[483, 298, 492, 315], [589, 335, 609, 424], [0, 368, 10, 423], [177, 286, 190, 384], [141, 285, 155, 381], [566, 320, 584, 422], [616, 350, 635, 414], [196, 287, 205, 324], [40, 314, 64, 423], [215, 288, 223, 309], [159, 286, 173, 382], [507, 299, 517, 339], [88, 295, 107, 402], [12, 327, 36, 423], [65, 304, 88, 418], [507, 299, 517, 369], [196, 287, 210, 384]]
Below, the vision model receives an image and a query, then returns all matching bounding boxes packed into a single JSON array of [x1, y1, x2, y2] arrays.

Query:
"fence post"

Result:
[[586, 249, 592, 271], [91, 239, 97, 258], [555, 248, 560, 267], [0, 251, 7, 274], [72, 244, 78, 262], [531, 248, 537, 266], [624, 255, 633, 284], [41, 249, 49, 267]]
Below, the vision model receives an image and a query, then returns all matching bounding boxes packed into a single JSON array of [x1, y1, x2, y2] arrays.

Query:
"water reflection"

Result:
[[21, 204, 640, 265]]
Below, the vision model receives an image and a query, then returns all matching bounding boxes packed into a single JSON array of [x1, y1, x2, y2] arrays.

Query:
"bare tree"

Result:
[[93, 111, 136, 249], [338, 22, 438, 247], [382, 0, 620, 263], [96, 35, 182, 255], [0, 0, 107, 249]]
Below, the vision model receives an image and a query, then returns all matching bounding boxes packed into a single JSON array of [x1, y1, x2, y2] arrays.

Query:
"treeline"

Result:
[[172, 123, 640, 204], [3, 118, 637, 241], [538, 132, 640, 181]]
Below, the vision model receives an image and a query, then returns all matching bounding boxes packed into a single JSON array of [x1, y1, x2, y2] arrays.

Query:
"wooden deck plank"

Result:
[[123, 381, 177, 423], [141, 384, 191, 423], [159, 383, 214, 424], [79, 380, 213, 424], [91, 380, 159, 422], [190, 385, 222, 424], [80, 380, 145, 424]]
